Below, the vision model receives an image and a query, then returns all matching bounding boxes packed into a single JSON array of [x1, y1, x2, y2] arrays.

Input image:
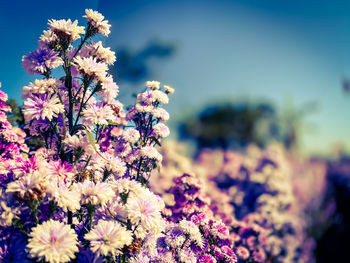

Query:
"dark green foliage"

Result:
[[179, 102, 278, 150]]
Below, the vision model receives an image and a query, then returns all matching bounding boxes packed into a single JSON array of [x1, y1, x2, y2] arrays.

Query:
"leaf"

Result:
[[85, 130, 109, 161], [107, 120, 120, 126], [120, 192, 129, 204], [150, 136, 162, 146], [86, 130, 98, 151]]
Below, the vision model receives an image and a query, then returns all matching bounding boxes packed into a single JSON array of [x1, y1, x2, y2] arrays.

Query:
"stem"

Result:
[[73, 79, 90, 128], [136, 157, 143, 182], [68, 211, 73, 225], [73, 33, 89, 58]]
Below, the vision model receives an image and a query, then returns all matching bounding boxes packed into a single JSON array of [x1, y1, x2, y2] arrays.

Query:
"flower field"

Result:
[[0, 9, 346, 263]]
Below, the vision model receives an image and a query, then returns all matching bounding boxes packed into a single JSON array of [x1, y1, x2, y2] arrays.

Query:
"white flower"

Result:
[[99, 75, 119, 103], [179, 220, 204, 248], [84, 9, 111, 36], [46, 183, 81, 213], [48, 19, 84, 42], [6, 172, 47, 202], [126, 195, 162, 230], [141, 146, 163, 163], [137, 90, 156, 105], [22, 78, 61, 99], [74, 181, 114, 206], [100, 152, 127, 178], [85, 220, 132, 257], [123, 128, 140, 144], [153, 90, 169, 104], [152, 108, 170, 121], [164, 85, 175, 94], [64, 133, 98, 155], [27, 220, 78, 263], [73, 56, 108, 82], [82, 103, 115, 129], [152, 123, 170, 138], [145, 80, 160, 90], [81, 41, 116, 65], [23, 94, 64, 122]]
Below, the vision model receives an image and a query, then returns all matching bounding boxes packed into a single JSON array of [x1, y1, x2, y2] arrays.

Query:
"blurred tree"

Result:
[[277, 99, 317, 151], [110, 39, 175, 101], [6, 98, 24, 126], [179, 99, 316, 152], [342, 78, 350, 93], [179, 102, 279, 150]]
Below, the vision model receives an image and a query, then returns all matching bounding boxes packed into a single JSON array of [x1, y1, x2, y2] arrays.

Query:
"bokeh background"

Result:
[[1, 0, 350, 156], [1, 0, 350, 261]]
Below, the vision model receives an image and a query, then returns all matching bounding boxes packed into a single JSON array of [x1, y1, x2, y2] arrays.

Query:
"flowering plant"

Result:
[[0, 9, 177, 263]]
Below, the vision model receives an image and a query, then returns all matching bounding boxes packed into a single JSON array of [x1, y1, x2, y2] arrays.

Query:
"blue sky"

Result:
[[1, 0, 350, 155]]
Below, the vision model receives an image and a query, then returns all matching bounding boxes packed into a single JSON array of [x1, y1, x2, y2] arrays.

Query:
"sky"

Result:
[[0, 0, 350, 155]]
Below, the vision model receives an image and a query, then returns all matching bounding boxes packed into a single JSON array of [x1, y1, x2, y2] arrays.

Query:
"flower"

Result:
[[46, 160, 75, 184], [22, 78, 62, 99], [22, 48, 63, 75], [74, 181, 114, 206], [211, 220, 229, 239], [153, 90, 169, 104], [137, 90, 156, 105], [165, 226, 186, 248], [63, 133, 97, 156], [46, 183, 81, 212], [100, 152, 127, 178], [48, 19, 84, 42], [164, 85, 175, 94], [127, 196, 162, 229], [198, 254, 217, 263], [27, 220, 79, 263], [152, 108, 170, 121], [6, 172, 47, 202], [141, 146, 163, 163], [22, 94, 64, 122], [85, 220, 132, 257], [99, 75, 119, 103], [145, 80, 160, 90], [178, 219, 204, 247], [81, 41, 116, 65], [152, 123, 170, 138], [38, 29, 59, 49], [236, 246, 250, 260], [178, 248, 197, 263], [84, 9, 111, 36], [82, 103, 115, 129], [73, 56, 108, 82], [123, 128, 140, 144]]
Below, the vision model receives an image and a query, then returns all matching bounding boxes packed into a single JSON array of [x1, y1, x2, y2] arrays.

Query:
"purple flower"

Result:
[[22, 48, 63, 75]]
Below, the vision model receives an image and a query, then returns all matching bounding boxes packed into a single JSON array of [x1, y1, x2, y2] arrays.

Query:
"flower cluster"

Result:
[[132, 173, 239, 263], [1, 10, 174, 263], [149, 140, 320, 263], [0, 83, 29, 185], [195, 145, 316, 263]]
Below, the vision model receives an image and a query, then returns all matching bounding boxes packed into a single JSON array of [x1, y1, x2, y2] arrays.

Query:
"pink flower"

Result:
[[47, 160, 75, 183], [198, 254, 217, 263]]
